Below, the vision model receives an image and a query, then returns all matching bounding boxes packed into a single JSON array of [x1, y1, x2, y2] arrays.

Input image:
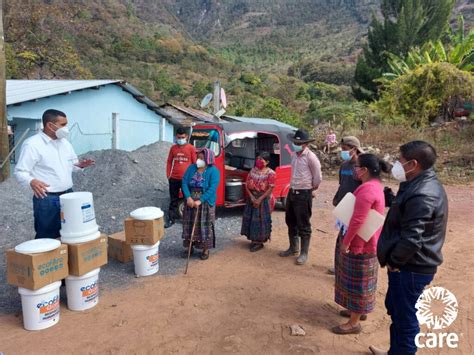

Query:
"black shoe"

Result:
[[250, 243, 264, 252], [165, 220, 175, 229]]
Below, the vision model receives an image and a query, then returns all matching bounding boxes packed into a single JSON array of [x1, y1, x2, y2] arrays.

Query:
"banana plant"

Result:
[[381, 14, 473, 81]]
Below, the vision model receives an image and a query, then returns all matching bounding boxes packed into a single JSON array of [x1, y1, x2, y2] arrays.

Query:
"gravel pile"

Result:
[[0, 141, 243, 315], [73, 141, 173, 235]]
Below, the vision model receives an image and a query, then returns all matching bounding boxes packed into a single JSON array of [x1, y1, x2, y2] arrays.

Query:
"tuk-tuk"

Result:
[[177, 122, 295, 217]]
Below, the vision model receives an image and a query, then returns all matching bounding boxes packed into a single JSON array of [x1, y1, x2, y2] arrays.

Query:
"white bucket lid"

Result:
[[130, 207, 164, 220], [60, 191, 93, 201], [18, 281, 62, 295], [66, 268, 100, 281], [15, 239, 61, 254], [60, 231, 101, 245], [130, 241, 160, 251]]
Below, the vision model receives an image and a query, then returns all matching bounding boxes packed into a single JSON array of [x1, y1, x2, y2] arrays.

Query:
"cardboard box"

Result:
[[108, 231, 133, 263], [67, 234, 108, 276], [124, 217, 164, 245], [7, 244, 69, 290]]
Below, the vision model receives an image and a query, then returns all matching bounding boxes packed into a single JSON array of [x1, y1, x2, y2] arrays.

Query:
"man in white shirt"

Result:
[[15, 109, 94, 239]]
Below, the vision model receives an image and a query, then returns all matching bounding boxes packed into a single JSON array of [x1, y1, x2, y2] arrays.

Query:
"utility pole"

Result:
[[111, 112, 119, 149], [0, 0, 9, 181], [213, 81, 220, 119]]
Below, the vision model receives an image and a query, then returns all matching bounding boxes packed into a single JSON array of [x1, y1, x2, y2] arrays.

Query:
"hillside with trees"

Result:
[[4, 1, 473, 134]]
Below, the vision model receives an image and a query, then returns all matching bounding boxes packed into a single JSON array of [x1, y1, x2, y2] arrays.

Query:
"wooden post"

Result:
[[112, 112, 119, 149], [0, 0, 9, 181], [213, 81, 220, 118]]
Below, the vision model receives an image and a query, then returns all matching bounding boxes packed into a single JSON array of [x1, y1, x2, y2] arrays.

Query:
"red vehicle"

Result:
[[177, 122, 295, 216]]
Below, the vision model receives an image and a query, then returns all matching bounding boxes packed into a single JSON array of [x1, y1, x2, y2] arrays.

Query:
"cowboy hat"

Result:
[[288, 129, 316, 144]]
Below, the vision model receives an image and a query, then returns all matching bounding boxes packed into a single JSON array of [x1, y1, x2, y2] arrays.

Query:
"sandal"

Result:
[[200, 250, 209, 260], [250, 243, 264, 252], [339, 309, 367, 321], [182, 246, 194, 258], [331, 323, 362, 335]]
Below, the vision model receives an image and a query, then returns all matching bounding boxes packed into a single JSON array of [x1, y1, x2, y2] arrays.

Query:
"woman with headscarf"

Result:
[[332, 153, 388, 335], [241, 151, 276, 252], [181, 148, 220, 260]]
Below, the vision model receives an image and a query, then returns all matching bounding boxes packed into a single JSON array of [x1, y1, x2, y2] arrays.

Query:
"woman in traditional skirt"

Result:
[[241, 151, 276, 252], [332, 153, 389, 335], [181, 148, 220, 260]]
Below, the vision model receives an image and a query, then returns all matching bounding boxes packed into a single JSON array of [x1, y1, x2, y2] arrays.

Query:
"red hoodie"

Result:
[[166, 144, 196, 180]]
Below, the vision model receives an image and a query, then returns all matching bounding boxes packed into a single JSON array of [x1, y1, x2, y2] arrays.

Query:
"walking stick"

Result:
[[184, 205, 201, 275]]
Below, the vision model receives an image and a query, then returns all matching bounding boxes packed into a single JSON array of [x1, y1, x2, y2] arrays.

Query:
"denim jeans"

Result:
[[33, 189, 72, 239], [386, 270, 434, 355]]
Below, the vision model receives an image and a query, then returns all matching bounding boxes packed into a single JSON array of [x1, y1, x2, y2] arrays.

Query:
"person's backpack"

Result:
[[383, 187, 395, 207]]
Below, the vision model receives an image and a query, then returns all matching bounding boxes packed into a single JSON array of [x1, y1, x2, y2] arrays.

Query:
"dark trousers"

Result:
[[33, 189, 72, 239], [168, 178, 182, 222], [285, 189, 312, 240], [386, 270, 434, 355]]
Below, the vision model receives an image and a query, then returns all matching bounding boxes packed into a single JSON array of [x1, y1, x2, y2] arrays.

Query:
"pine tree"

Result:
[[353, 0, 455, 101]]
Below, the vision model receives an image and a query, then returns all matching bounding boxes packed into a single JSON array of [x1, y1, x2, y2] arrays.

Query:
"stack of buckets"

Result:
[[60, 192, 101, 312], [129, 207, 164, 277], [15, 239, 63, 331]]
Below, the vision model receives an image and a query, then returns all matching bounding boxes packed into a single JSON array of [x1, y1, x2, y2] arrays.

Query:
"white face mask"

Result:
[[176, 138, 186, 146], [391, 160, 407, 182], [54, 125, 69, 140], [196, 159, 206, 168]]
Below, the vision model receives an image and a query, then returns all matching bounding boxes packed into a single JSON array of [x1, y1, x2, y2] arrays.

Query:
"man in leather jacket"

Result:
[[370, 141, 448, 355]]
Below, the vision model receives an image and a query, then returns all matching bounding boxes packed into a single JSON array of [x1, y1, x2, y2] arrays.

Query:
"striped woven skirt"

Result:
[[182, 192, 216, 250], [240, 196, 272, 243], [335, 250, 379, 314]]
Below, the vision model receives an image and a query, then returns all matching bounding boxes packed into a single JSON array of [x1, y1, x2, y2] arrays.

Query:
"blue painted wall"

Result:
[[7, 84, 173, 156]]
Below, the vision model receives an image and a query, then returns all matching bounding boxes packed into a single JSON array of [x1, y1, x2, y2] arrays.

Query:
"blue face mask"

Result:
[[340, 150, 352, 161], [292, 143, 303, 152], [176, 138, 186, 146]]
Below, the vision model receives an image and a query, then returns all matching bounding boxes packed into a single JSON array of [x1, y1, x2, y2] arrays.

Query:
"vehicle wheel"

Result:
[[280, 196, 288, 210], [177, 199, 185, 219]]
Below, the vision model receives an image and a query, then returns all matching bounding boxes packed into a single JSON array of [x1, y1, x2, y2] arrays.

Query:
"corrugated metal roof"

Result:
[[223, 115, 297, 130], [156, 103, 216, 126], [169, 103, 215, 122], [6, 80, 120, 105]]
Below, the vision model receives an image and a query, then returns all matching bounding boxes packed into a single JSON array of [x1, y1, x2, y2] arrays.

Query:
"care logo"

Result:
[[415, 286, 460, 349]]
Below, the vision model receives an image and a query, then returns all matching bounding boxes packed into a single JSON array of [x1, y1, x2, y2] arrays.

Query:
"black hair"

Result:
[[42, 109, 66, 127], [358, 153, 390, 179], [400, 140, 437, 170], [257, 151, 271, 163], [176, 127, 186, 135]]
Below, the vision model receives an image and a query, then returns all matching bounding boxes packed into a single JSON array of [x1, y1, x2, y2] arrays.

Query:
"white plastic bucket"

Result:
[[18, 281, 61, 331], [130, 207, 164, 220], [60, 192, 99, 239], [65, 268, 100, 311], [131, 241, 160, 277], [60, 231, 101, 245]]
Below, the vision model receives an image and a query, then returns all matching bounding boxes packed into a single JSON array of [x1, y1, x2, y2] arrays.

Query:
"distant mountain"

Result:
[[4, 0, 473, 110]]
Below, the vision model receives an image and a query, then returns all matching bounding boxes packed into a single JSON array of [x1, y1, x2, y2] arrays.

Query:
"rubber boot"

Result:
[[296, 237, 310, 265], [279, 236, 299, 257]]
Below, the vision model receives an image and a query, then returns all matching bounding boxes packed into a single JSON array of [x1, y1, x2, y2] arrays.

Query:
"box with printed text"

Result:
[[7, 244, 69, 290]]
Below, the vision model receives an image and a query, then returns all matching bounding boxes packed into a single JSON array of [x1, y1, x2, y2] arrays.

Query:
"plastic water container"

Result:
[[65, 268, 100, 311], [60, 192, 99, 239], [60, 231, 101, 245], [130, 207, 164, 220], [131, 241, 160, 277], [18, 281, 61, 331]]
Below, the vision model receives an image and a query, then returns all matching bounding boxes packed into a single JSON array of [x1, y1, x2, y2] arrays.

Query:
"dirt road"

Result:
[[1, 180, 472, 354]]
